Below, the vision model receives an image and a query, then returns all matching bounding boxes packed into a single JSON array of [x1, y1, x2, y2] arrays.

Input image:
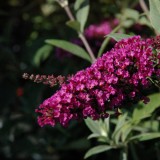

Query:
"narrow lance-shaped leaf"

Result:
[[74, 0, 90, 32], [45, 39, 91, 62], [149, 0, 160, 33], [121, 123, 133, 142], [84, 145, 113, 159], [104, 117, 110, 137], [85, 118, 104, 135], [112, 113, 128, 144], [87, 133, 101, 139]]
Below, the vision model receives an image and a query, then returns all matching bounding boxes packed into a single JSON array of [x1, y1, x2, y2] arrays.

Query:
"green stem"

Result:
[[97, 23, 122, 58], [78, 33, 96, 62]]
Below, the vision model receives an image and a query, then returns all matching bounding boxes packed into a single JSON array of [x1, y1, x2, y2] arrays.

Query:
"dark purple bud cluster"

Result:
[[22, 73, 65, 87]]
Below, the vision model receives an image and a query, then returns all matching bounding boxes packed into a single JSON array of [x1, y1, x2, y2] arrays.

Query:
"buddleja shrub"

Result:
[[23, 0, 160, 159]]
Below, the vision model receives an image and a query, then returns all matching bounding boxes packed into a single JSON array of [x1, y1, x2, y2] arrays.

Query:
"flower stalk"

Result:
[[56, 0, 96, 62]]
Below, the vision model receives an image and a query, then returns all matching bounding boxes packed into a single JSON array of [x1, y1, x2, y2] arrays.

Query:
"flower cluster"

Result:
[[36, 36, 159, 127], [84, 20, 118, 39]]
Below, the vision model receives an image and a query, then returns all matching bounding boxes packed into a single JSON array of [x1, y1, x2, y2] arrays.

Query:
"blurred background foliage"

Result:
[[0, 0, 159, 160]]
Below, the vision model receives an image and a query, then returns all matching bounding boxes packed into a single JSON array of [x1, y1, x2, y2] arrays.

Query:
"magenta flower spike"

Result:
[[36, 36, 159, 127]]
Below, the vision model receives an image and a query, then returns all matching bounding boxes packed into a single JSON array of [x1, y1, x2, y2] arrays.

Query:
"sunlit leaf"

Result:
[[104, 117, 110, 137], [85, 118, 106, 136]]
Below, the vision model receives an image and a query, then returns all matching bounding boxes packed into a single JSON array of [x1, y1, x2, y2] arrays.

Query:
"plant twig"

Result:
[[58, 2, 96, 62], [64, 5, 74, 21]]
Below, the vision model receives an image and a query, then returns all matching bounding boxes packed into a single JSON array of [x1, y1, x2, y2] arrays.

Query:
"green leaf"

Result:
[[33, 44, 52, 66], [85, 118, 107, 137], [74, 0, 90, 32], [112, 114, 128, 137], [122, 8, 139, 21], [66, 20, 81, 32], [138, 16, 152, 27], [112, 113, 128, 144], [106, 33, 133, 42], [45, 39, 91, 62], [85, 118, 102, 134], [104, 117, 110, 137], [121, 123, 133, 142], [143, 121, 159, 132], [132, 93, 160, 123], [84, 145, 113, 159], [149, 0, 160, 33], [87, 133, 101, 139], [130, 132, 160, 141]]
